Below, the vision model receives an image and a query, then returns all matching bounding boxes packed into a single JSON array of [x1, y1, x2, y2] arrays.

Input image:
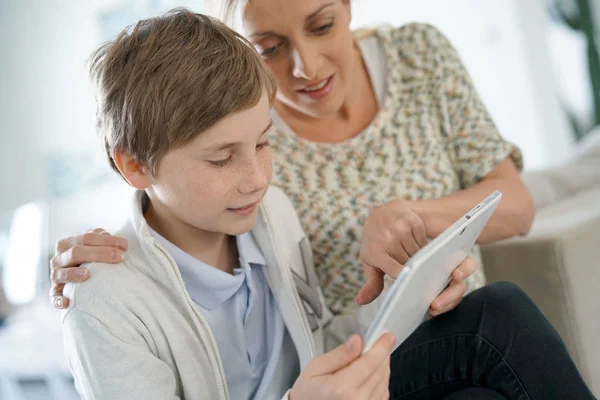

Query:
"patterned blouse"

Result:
[[270, 24, 523, 315]]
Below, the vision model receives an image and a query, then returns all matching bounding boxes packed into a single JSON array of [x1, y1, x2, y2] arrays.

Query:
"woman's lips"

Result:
[[297, 75, 334, 100]]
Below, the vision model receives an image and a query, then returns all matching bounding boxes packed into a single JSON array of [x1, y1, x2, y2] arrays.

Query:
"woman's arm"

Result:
[[397, 26, 535, 244], [412, 157, 535, 244]]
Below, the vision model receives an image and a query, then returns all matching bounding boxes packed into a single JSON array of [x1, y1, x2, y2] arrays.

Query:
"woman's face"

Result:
[[243, 0, 357, 119]]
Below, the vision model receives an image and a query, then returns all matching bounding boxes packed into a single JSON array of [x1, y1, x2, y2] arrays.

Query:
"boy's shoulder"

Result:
[[61, 220, 165, 323], [61, 259, 152, 321]]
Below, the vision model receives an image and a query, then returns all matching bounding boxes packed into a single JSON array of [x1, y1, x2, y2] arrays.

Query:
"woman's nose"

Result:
[[291, 44, 320, 80]]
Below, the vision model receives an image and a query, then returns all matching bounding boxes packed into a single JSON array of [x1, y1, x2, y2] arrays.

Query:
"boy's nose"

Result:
[[238, 159, 269, 195]]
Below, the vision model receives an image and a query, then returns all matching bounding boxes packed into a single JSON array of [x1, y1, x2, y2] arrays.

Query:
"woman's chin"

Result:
[[290, 95, 345, 120]]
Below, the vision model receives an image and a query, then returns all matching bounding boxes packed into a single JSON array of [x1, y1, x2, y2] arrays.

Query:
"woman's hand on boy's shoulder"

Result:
[[49, 228, 128, 309]]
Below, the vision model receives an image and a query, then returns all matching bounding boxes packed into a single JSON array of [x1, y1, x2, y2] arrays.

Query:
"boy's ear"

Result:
[[113, 152, 152, 190]]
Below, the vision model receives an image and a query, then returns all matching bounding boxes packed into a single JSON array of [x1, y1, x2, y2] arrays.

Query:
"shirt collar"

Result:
[[148, 224, 266, 310], [236, 231, 267, 267]]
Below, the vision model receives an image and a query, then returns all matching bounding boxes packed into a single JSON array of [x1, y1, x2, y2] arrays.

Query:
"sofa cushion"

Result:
[[481, 186, 600, 394], [522, 129, 600, 209]]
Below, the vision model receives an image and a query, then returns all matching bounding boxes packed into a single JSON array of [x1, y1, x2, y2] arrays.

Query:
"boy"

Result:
[[62, 8, 394, 400]]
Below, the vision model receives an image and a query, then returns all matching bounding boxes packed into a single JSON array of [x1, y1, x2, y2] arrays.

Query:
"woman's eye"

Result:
[[314, 22, 333, 35], [208, 156, 232, 167]]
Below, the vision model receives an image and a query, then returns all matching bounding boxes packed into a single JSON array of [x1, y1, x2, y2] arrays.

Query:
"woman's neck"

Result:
[[277, 42, 378, 143]]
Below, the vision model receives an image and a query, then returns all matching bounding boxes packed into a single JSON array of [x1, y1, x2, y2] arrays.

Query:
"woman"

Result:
[[49, 2, 593, 399]]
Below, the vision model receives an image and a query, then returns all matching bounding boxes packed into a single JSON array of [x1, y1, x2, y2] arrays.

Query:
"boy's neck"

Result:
[[143, 199, 239, 275]]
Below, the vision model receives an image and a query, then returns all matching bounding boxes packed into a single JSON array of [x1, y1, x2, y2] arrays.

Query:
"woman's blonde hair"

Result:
[[205, 0, 376, 40], [204, 0, 248, 33]]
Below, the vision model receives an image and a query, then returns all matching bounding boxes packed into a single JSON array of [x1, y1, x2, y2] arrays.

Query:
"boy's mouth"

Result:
[[227, 201, 258, 217]]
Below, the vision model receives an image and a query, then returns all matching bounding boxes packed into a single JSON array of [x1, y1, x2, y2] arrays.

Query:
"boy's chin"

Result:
[[221, 213, 259, 236]]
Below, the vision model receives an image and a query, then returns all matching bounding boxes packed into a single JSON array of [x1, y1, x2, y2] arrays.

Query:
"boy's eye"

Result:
[[256, 140, 270, 150], [208, 156, 232, 167], [313, 22, 333, 35]]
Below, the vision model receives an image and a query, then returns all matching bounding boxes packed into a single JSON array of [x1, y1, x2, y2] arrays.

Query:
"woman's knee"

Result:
[[482, 281, 545, 324], [485, 281, 528, 301]]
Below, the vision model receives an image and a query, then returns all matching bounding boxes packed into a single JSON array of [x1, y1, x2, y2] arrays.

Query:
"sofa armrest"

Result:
[[481, 187, 600, 394]]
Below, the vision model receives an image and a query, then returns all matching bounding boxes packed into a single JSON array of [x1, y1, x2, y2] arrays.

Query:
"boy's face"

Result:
[[145, 92, 273, 236]]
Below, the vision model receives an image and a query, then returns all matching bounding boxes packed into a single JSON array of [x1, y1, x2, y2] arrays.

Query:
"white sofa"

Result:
[[482, 131, 600, 395]]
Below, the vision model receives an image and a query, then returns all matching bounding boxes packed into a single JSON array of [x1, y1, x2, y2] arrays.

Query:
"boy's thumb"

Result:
[[309, 334, 362, 376]]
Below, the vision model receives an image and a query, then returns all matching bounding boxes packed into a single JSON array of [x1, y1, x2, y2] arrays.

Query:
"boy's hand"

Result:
[[289, 333, 394, 400], [49, 228, 128, 309]]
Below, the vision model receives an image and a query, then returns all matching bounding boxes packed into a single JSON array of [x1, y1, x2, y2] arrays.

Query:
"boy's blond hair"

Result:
[[89, 8, 277, 176]]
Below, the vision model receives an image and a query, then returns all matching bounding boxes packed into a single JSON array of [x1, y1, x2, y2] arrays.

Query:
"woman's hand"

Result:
[[356, 199, 477, 317], [356, 199, 427, 305], [49, 228, 128, 309], [428, 256, 477, 316]]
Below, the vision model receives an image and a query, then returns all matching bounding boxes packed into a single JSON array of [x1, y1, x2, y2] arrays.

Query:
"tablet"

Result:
[[362, 190, 502, 353]]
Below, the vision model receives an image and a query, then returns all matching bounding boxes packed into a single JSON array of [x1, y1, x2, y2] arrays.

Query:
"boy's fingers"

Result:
[[357, 355, 390, 398], [372, 376, 391, 400], [309, 334, 362, 376], [343, 333, 395, 387]]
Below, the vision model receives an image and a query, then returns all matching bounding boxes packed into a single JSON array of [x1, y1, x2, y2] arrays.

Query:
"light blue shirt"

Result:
[[149, 228, 290, 400]]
